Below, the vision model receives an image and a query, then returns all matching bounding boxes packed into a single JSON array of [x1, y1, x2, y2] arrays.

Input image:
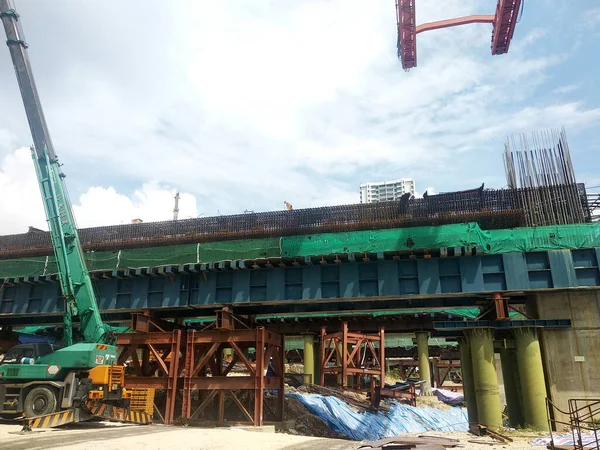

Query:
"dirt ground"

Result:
[[0, 421, 353, 450], [0, 421, 545, 450]]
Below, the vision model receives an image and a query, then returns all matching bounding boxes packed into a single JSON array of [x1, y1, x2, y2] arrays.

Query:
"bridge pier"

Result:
[[499, 347, 524, 428], [303, 333, 315, 385], [458, 336, 478, 427], [337, 340, 344, 386], [514, 327, 548, 430], [416, 331, 432, 395], [468, 328, 503, 430]]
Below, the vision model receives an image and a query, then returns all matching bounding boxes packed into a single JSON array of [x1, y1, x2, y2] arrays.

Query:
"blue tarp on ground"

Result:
[[532, 433, 600, 448], [287, 393, 468, 441]]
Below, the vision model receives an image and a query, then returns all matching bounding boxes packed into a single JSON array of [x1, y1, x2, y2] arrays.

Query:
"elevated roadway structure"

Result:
[[1, 215, 599, 430]]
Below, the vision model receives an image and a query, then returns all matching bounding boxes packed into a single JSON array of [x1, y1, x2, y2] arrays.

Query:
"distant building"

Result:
[[131, 218, 143, 224], [359, 178, 415, 204]]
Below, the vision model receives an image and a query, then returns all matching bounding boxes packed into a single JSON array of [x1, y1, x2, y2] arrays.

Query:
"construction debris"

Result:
[[358, 435, 460, 449], [279, 395, 346, 440], [372, 383, 417, 409], [477, 425, 514, 444], [531, 432, 600, 449], [298, 384, 389, 412]]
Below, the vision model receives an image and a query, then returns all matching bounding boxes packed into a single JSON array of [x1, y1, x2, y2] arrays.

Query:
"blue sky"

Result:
[[0, 0, 599, 233]]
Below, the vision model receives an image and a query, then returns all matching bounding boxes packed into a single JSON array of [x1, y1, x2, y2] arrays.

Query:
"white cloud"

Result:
[[0, 148, 46, 235], [0, 129, 15, 150], [0, 0, 599, 234], [552, 84, 582, 95], [0, 149, 198, 234], [73, 184, 198, 228], [583, 7, 600, 29]]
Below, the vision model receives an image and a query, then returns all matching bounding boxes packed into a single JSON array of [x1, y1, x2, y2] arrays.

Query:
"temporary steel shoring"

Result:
[[319, 322, 385, 395], [117, 330, 182, 425], [433, 361, 463, 390], [118, 310, 285, 426], [181, 327, 285, 426]]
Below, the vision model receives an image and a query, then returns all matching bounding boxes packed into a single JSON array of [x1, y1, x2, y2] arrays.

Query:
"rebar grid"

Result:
[[0, 184, 590, 259]]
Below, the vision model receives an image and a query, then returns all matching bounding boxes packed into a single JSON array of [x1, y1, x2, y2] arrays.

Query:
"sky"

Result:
[[0, 0, 599, 234]]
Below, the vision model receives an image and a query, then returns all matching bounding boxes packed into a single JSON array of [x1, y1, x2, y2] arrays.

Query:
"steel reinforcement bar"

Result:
[[0, 184, 590, 259]]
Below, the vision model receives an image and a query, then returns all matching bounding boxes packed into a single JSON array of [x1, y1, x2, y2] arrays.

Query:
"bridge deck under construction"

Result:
[[0, 183, 591, 259]]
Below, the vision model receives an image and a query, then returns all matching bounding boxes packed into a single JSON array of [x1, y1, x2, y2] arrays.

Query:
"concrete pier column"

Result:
[[347, 342, 355, 387], [499, 347, 524, 428], [514, 328, 548, 431], [416, 331, 432, 395], [303, 334, 315, 385], [314, 338, 321, 386], [458, 336, 478, 427], [468, 328, 503, 429]]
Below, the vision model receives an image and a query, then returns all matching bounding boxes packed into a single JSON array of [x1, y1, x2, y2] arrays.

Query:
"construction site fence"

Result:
[[0, 222, 599, 279], [0, 184, 592, 260]]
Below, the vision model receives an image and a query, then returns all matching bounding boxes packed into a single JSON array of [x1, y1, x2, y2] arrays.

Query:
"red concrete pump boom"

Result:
[[396, 0, 522, 70]]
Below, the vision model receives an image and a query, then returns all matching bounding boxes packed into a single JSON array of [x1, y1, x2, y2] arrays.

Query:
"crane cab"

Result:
[[0, 343, 60, 365]]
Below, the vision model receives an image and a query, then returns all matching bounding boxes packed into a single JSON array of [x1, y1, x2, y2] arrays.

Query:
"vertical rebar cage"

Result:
[[504, 127, 585, 227]]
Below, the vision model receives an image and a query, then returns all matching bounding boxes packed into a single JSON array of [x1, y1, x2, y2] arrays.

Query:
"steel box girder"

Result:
[[396, 0, 521, 69], [3, 249, 599, 323], [491, 0, 521, 55]]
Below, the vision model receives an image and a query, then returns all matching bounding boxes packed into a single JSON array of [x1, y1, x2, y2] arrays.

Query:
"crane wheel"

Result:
[[24, 387, 58, 417]]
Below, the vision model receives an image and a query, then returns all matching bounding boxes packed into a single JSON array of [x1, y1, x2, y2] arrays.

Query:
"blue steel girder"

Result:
[[1, 248, 599, 324]]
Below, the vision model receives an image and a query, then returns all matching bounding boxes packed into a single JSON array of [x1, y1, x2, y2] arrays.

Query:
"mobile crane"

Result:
[[0, 0, 151, 429]]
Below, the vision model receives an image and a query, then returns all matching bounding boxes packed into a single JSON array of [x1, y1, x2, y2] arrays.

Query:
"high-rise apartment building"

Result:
[[359, 178, 415, 204]]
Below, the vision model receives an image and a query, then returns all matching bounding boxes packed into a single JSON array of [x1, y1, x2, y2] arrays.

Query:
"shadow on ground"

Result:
[[0, 422, 176, 450]]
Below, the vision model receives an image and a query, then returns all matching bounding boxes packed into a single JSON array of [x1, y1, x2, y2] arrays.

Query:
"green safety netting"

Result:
[[281, 222, 600, 256], [280, 223, 487, 256], [2, 222, 599, 278]]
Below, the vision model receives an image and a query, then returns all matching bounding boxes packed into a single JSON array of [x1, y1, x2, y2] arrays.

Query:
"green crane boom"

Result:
[[0, 0, 112, 346], [0, 2, 156, 426]]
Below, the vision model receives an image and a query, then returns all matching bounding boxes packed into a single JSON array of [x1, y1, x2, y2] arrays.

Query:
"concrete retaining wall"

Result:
[[529, 290, 600, 425]]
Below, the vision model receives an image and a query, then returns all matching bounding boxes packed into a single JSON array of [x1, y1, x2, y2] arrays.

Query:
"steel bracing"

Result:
[[319, 322, 385, 395]]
